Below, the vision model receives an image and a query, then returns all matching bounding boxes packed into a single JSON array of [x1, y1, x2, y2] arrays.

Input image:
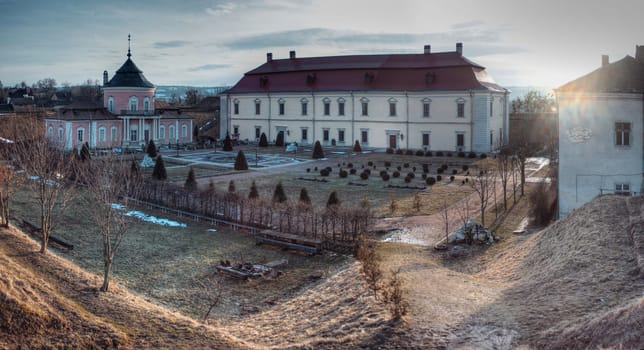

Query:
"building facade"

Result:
[[45, 40, 193, 152], [556, 46, 644, 217], [223, 44, 509, 152]]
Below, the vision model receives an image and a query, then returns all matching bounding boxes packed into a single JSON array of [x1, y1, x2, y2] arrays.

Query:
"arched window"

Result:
[[58, 128, 64, 143], [129, 96, 139, 111], [98, 127, 106, 142], [47, 126, 54, 139], [169, 125, 175, 139], [159, 125, 165, 139], [182, 124, 188, 138], [77, 127, 85, 143], [144, 97, 150, 112], [110, 126, 118, 142], [108, 96, 114, 113]]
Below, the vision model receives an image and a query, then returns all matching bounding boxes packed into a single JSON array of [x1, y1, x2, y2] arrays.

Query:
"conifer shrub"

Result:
[[228, 180, 236, 193], [299, 188, 311, 205], [426, 177, 436, 185], [259, 132, 268, 147], [381, 173, 390, 181], [312, 141, 325, 159], [184, 166, 197, 191], [339, 170, 348, 178], [393, 171, 400, 178], [320, 168, 330, 176], [350, 168, 357, 175], [223, 133, 233, 151], [234, 150, 249, 170], [450, 175, 455, 182], [152, 155, 167, 180], [80, 142, 91, 161], [275, 131, 285, 147], [360, 172, 369, 180], [147, 140, 157, 158], [273, 182, 287, 203], [404, 176, 412, 183], [407, 172, 415, 179], [248, 180, 259, 199], [353, 140, 362, 152], [326, 190, 341, 208]]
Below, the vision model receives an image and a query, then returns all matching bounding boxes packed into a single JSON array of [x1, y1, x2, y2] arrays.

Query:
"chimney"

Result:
[[456, 42, 463, 55], [636, 45, 644, 61], [289, 50, 296, 59], [423, 45, 431, 54], [601, 55, 609, 67], [103, 70, 108, 85], [267, 52, 273, 62]]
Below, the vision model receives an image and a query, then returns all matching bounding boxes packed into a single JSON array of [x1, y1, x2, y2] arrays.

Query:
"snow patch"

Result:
[[111, 203, 187, 227]]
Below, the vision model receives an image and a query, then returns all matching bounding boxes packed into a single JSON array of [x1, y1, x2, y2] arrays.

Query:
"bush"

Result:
[[392, 171, 400, 178], [314, 166, 318, 171], [407, 172, 415, 179], [339, 170, 348, 178], [381, 173, 390, 181], [441, 164, 448, 170], [223, 133, 233, 151], [360, 172, 369, 180], [415, 150, 424, 156], [152, 155, 167, 180], [234, 150, 249, 170], [259, 132, 268, 147], [272, 182, 288, 203], [386, 148, 394, 154], [320, 169, 330, 176], [436, 151, 444, 157], [327, 190, 341, 208], [350, 168, 357, 175], [437, 175, 442, 181], [450, 175, 455, 182], [446, 152, 453, 157], [422, 174, 427, 180], [422, 164, 429, 173], [353, 140, 362, 152], [248, 180, 259, 199], [468, 152, 477, 158], [337, 163, 341, 167], [529, 182, 557, 225], [395, 149, 404, 155], [146, 140, 157, 158], [403, 163, 409, 168], [380, 170, 388, 177], [425, 150, 433, 157], [363, 168, 371, 175], [312, 140, 325, 159], [367, 161, 373, 166], [326, 166, 333, 173], [306, 168, 310, 172], [405, 149, 413, 155], [404, 176, 412, 183], [458, 151, 465, 158], [462, 165, 469, 171], [299, 188, 311, 205], [275, 131, 285, 147], [437, 168, 444, 174], [426, 177, 436, 185], [452, 169, 458, 175], [347, 163, 353, 168], [396, 165, 402, 171], [184, 166, 197, 191], [480, 153, 487, 159], [384, 161, 391, 167]]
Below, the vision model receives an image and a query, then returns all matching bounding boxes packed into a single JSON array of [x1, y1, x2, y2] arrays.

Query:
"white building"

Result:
[[222, 44, 509, 152], [556, 45, 644, 217]]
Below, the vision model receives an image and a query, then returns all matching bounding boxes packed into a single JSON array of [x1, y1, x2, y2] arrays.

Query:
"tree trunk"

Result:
[[101, 260, 112, 292]]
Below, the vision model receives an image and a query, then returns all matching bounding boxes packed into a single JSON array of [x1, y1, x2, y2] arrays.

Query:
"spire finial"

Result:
[[127, 34, 131, 58]]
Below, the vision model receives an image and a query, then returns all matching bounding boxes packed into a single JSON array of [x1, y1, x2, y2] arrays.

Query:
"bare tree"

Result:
[[497, 151, 512, 210], [195, 275, 225, 321], [13, 137, 76, 254], [469, 167, 497, 227], [0, 163, 22, 227], [82, 154, 143, 291], [440, 199, 450, 247], [457, 196, 473, 244]]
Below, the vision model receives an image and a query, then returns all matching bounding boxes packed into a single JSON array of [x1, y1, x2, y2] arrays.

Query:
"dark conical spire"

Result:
[[127, 33, 131, 58], [104, 34, 154, 88]]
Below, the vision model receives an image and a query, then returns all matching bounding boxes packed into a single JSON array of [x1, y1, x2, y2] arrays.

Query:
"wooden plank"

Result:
[[255, 236, 319, 255], [259, 230, 322, 247], [216, 265, 250, 279]]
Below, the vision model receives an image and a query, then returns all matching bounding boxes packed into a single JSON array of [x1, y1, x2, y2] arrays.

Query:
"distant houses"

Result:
[[222, 44, 510, 152], [556, 45, 644, 217]]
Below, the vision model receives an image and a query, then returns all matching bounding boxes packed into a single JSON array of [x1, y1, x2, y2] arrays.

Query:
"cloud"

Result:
[[206, 2, 236, 15], [189, 64, 231, 71], [153, 40, 191, 49], [224, 28, 333, 49], [451, 20, 485, 29]]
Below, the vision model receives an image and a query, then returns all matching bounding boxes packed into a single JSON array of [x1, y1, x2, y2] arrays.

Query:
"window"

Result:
[[490, 99, 493, 117], [388, 98, 397, 116], [233, 126, 239, 136], [255, 126, 261, 139], [338, 98, 345, 116], [615, 122, 631, 146], [108, 97, 114, 113], [456, 98, 465, 118], [77, 128, 84, 143], [361, 102, 368, 116], [233, 99, 239, 115], [422, 98, 431, 118], [490, 130, 494, 146], [338, 129, 345, 143], [278, 99, 285, 115], [422, 132, 430, 147], [324, 101, 331, 116], [499, 128, 503, 145], [47, 126, 53, 139], [159, 125, 165, 139], [58, 128, 63, 143], [169, 125, 175, 139], [361, 129, 369, 144], [615, 183, 630, 195], [323, 128, 330, 142], [99, 127, 106, 142], [456, 133, 465, 147], [301, 128, 308, 142], [144, 97, 150, 112], [301, 100, 308, 115], [130, 129, 138, 141], [182, 125, 188, 138], [129, 96, 138, 111], [255, 99, 261, 115]]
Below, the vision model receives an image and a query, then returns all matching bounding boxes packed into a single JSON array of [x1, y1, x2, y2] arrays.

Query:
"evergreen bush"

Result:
[[273, 182, 287, 203], [259, 132, 268, 147], [234, 150, 248, 170], [152, 155, 167, 180], [312, 140, 325, 159], [223, 133, 233, 151], [353, 140, 362, 152]]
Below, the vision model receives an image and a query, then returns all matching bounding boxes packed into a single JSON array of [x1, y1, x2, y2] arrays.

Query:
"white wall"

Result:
[[557, 92, 643, 217]]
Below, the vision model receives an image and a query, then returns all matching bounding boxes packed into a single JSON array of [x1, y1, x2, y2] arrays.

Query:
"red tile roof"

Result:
[[557, 55, 644, 93], [227, 51, 506, 93]]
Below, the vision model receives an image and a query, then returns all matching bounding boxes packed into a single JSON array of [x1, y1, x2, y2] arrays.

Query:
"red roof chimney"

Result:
[[103, 70, 108, 85], [267, 52, 273, 62], [456, 43, 463, 55], [424, 45, 431, 54], [289, 50, 296, 59]]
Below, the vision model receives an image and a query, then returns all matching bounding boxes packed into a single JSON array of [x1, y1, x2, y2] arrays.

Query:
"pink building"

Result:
[[45, 39, 193, 152]]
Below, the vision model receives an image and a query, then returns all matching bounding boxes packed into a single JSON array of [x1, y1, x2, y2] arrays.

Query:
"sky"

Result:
[[1, 0, 643, 89]]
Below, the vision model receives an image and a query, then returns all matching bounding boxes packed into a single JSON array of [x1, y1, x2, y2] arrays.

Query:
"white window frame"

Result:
[[254, 98, 261, 115], [110, 126, 118, 142], [159, 125, 165, 139], [108, 96, 114, 113], [301, 98, 308, 116], [422, 97, 431, 118], [98, 126, 106, 142], [233, 99, 239, 115], [144, 97, 150, 112], [422, 131, 430, 147], [58, 128, 64, 143], [301, 127, 308, 143], [388, 97, 397, 116], [322, 128, 330, 143], [615, 183, 630, 195], [337, 128, 345, 144], [278, 98, 285, 115], [169, 125, 175, 139], [323, 97, 331, 116], [129, 96, 138, 112], [77, 127, 85, 143], [456, 98, 466, 118], [337, 97, 346, 116], [360, 97, 369, 116], [360, 128, 369, 145], [615, 122, 631, 146], [182, 124, 188, 138]]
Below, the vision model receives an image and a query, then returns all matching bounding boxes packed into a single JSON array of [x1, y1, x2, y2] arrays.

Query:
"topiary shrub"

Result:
[[360, 172, 369, 180], [458, 151, 465, 158], [407, 172, 415, 179], [299, 188, 311, 205], [404, 176, 412, 183], [347, 163, 353, 168], [223, 133, 233, 151], [436, 151, 444, 157], [462, 165, 469, 171], [437, 175, 442, 181], [275, 131, 285, 147], [350, 168, 357, 175], [405, 149, 413, 155], [312, 140, 325, 159], [152, 155, 167, 180], [273, 182, 287, 203], [452, 169, 458, 175], [441, 164, 449, 170], [446, 152, 453, 157], [403, 163, 409, 168], [393, 171, 400, 178], [450, 175, 455, 182], [425, 150, 433, 157], [147, 140, 157, 158], [426, 177, 436, 185], [381, 173, 390, 181], [353, 140, 362, 152], [422, 173, 427, 180], [412, 166, 416, 172], [259, 132, 268, 147], [386, 148, 394, 154], [437, 168, 444, 174], [327, 190, 341, 208], [306, 168, 310, 172], [396, 165, 402, 171], [480, 153, 487, 159], [339, 170, 348, 178], [234, 150, 249, 170], [380, 170, 388, 177], [416, 150, 424, 156], [320, 168, 330, 176], [367, 161, 373, 166], [384, 161, 391, 167], [396, 148, 404, 155], [184, 166, 197, 191], [468, 152, 477, 158], [363, 168, 371, 175]]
